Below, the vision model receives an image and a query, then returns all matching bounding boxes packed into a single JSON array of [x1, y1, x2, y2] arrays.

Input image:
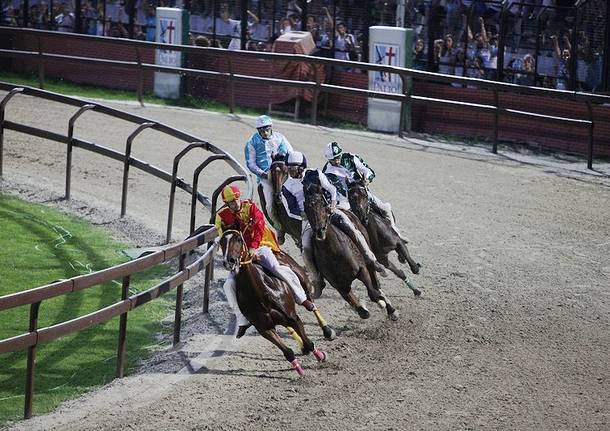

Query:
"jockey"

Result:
[[244, 115, 293, 241], [215, 185, 316, 338], [281, 151, 386, 290], [322, 141, 409, 243]]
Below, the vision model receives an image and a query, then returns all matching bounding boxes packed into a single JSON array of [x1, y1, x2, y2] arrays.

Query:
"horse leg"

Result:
[[357, 267, 392, 315], [338, 287, 370, 319], [397, 241, 421, 275], [286, 326, 304, 351], [313, 309, 336, 340], [378, 288, 399, 321], [385, 257, 421, 297], [290, 317, 328, 362], [379, 253, 407, 280], [259, 328, 305, 377]]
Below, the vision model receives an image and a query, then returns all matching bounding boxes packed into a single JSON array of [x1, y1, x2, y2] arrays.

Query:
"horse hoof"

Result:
[[411, 263, 422, 275], [291, 359, 305, 377], [322, 325, 336, 340], [313, 349, 328, 362], [356, 306, 370, 319], [406, 280, 421, 296], [312, 281, 325, 299], [389, 310, 400, 321]]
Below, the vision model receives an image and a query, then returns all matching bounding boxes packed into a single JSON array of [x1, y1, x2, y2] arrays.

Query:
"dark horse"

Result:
[[262, 155, 302, 248], [348, 182, 422, 296], [220, 229, 329, 376], [303, 184, 399, 320]]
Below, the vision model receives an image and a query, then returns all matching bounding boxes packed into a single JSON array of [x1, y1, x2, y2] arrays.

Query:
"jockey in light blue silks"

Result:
[[244, 115, 293, 241], [281, 151, 386, 290], [322, 142, 409, 243]]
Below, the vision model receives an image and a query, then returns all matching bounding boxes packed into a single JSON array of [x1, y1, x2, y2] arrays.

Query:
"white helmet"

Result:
[[255, 115, 272, 129], [287, 151, 307, 168], [324, 142, 343, 160]]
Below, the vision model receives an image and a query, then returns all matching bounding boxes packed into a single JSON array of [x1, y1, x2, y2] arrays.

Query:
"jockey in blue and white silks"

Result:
[[282, 151, 386, 287], [322, 141, 409, 243], [244, 115, 293, 231]]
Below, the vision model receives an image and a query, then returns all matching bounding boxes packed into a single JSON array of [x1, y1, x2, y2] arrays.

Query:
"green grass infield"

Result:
[[0, 194, 173, 425]]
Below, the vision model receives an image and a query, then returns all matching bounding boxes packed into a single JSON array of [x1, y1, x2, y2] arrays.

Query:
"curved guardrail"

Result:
[[0, 82, 253, 419]]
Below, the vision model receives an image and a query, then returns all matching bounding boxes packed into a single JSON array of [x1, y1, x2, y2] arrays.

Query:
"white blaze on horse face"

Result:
[[223, 232, 239, 273]]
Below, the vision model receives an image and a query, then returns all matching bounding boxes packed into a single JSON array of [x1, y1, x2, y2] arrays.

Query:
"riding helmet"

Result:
[[221, 185, 241, 203], [324, 142, 343, 160], [286, 151, 307, 168], [255, 115, 273, 129]]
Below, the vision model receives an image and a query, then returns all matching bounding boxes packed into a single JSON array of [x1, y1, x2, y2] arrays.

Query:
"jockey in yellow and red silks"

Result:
[[215, 185, 316, 338], [215, 185, 280, 253]]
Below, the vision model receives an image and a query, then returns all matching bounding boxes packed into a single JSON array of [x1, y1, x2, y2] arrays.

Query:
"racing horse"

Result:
[[220, 229, 329, 376], [348, 181, 422, 296], [303, 184, 399, 320], [259, 154, 302, 248]]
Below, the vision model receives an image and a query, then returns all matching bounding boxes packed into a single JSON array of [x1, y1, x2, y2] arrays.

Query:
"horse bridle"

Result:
[[349, 182, 371, 219], [220, 229, 253, 265], [305, 189, 332, 232]]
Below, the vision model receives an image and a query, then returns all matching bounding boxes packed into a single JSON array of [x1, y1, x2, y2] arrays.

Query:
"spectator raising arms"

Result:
[[54, 4, 75, 32], [553, 33, 571, 90]]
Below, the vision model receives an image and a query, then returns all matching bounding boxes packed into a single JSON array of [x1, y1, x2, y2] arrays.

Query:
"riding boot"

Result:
[[270, 263, 313, 309], [331, 213, 387, 277], [302, 244, 326, 293], [301, 299, 317, 311], [277, 230, 286, 245]]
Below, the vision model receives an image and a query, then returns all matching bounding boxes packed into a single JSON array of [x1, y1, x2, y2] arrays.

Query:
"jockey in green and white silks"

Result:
[[244, 115, 293, 232], [282, 151, 386, 288], [322, 142, 409, 243]]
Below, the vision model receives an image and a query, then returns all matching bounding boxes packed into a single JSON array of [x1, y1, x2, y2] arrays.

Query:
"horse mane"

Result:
[[272, 153, 287, 163], [304, 182, 322, 198]]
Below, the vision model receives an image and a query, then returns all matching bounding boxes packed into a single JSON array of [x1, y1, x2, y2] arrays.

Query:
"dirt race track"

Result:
[[1, 91, 610, 430]]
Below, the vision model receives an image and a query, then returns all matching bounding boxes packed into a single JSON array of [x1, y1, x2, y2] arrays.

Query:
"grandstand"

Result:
[[1, 0, 608, 92]]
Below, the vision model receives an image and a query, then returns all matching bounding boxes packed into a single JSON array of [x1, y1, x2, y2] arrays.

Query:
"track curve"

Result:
[[1, 91, 610, 431]]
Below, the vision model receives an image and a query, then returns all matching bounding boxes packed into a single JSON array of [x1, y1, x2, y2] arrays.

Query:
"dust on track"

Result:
[[1, 93, 609, 431]]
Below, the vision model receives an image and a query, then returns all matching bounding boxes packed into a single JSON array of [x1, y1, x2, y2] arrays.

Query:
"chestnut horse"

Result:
[[220, 229, 329, 376], [303, 184, 399, 320], [348, 182, 422, 296]]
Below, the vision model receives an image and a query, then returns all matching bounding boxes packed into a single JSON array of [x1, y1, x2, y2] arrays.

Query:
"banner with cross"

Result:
[[371, 43, 402, 94]]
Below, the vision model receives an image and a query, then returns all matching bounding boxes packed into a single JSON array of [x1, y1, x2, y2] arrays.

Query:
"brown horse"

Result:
[[303, 184, 399, 320], [267, 156, 302, 248], [348, 182, 422, 296], [220, 229, 329, 376]]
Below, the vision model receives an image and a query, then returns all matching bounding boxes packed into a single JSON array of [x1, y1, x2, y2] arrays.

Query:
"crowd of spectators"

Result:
[[1, 0, 606, 91], [1, 0, 160, 39], [410, 0, 604, 91], [187, 1, 364, 59]]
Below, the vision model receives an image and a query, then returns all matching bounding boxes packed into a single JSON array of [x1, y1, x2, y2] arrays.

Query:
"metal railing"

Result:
[[0, 80, 253, 419], [1, 27, 609, 168]]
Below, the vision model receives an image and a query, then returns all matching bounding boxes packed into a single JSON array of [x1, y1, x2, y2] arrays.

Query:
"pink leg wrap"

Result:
[[313, 349, 327, 362], [291, 359, 305, 376]]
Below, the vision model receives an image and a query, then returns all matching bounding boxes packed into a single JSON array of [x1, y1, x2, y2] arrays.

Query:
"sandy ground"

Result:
[[1, 92, 610, 431]]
